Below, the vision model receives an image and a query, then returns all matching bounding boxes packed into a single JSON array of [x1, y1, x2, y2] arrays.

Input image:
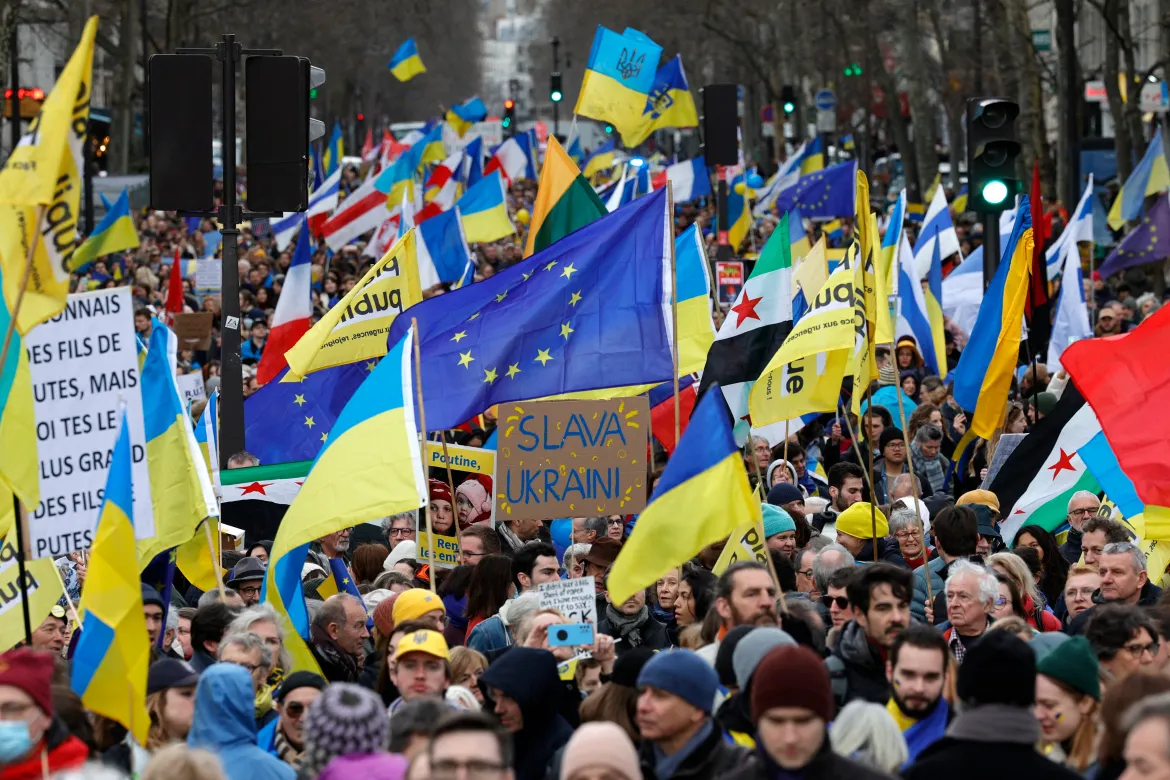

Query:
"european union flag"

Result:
[[776, 160, 857, 219], [388, 188, 675, 431], [243, 362, 370, 464]]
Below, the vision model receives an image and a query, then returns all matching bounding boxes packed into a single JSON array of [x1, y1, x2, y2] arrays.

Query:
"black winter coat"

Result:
[[722, 739, 894, 780], [826, 620, 891, 713], [479, 648, 573, 780], [902, 736, 1084, 780], [637, 721, 751, 780]]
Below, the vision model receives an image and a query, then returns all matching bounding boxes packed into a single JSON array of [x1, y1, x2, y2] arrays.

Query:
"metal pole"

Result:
[[140, 0, 148, 162], [83, 122, 95, 234], [11, 496, 31, 646], [982, 213, 999, 290], [552, 37, 559, 138], [9, 21, 19, 157], [218, 34, 245, 467], [973, 0, 983, 94], [716, 166, 731, 262]]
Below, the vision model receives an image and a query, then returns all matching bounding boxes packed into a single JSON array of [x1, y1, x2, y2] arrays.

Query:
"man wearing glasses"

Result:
[[428, 710, 513, 780], [258, 671, 325, 768], [1059, 490, 1102, 564], [0, 649, 89, 774], [382, 512, 417, 553], [226, 558, 266, 607]]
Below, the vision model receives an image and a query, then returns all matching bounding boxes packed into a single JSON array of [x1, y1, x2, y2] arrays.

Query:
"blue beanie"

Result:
[[767, 483, 804, 508], [636, 649, 719, 714], [761, 504, 796, 539]]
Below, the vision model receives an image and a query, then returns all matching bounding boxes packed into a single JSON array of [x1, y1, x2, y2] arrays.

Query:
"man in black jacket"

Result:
[[825, 563, 912, 712], [597, 580, 669, 656], [479, 647, 572, 780], [635, 649, 750, 780]]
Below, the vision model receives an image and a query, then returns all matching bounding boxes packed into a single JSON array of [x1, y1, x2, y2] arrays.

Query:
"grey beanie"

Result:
[[733, 627, 795, 690]]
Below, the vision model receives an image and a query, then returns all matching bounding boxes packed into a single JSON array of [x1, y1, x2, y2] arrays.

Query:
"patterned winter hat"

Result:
[[301, 683, 390, 776]]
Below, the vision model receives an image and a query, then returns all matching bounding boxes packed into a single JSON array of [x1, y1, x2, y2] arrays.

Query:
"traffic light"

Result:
[[244, 55, 324, 212], [780, 85, 796, 114], [966, 97, 1021, 212], [503, 99, 515, 130], [550, 72, 563, 103], [3, 87, 45, 118], [356, 112, 365, 122], [843, 63, 863, 77]]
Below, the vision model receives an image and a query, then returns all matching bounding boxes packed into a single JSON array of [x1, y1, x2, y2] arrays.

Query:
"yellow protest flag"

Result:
[[0, 17, 97, 334], [175, 519, 225, 593], [849, 239, 878, 415], [282, 230, 423, 380], [712, 516, 770, 576], [0, 530, 66, 653], [792, 237, 829, 307]]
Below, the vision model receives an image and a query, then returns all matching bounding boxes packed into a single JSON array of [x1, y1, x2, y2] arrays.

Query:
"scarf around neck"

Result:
[[946, 703, 1039, 745], [605, 604, 650, 646]]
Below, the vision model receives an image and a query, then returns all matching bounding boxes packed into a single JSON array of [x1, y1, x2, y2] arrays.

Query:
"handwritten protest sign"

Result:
[[496, 398, 649, 521], [539, 576, 597, 643]]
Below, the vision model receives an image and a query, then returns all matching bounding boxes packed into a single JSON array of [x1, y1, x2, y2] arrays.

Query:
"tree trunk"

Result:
[[902, 0, 938, 198], [1119, 0, 1146, 167], [1056, 0, 1080, 207], [112, 0, 136, 175], [1103, 0, 1132, 180]]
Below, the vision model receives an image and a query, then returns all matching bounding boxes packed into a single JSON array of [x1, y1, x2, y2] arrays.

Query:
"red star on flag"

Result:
[[730, 292, 763, 328], [240, 481, 273, 496], [1047, 448, 1076, 480]]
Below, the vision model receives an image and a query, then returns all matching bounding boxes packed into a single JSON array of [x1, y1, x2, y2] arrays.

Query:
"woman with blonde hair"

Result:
[[1034, 637, 1101, 773], [448, 646, 487, 705], [987, 551, 1062, 632], [142, 744, 227, 780]]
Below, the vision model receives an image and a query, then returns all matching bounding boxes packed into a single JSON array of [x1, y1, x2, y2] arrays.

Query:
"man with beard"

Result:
[[698, 562, 780, 664], [826, 564, 912, 712], [886, 625, 951, 764]]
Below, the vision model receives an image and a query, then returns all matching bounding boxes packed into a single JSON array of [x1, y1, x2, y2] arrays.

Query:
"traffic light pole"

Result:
[[217, 34, 245, 466], [551, 38, 559, 138], [716, 166, 731, 263], [9, 22, 19, 155], [981, 214, 999, 290]]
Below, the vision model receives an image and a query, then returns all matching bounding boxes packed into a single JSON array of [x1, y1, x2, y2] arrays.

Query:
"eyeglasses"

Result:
[[1069, 508, 1097, 517], [894, 530, 920, 540], [1123, 641, 1160, 659], [820, 595, 849, 610], [797, 569, 813, 579], [607, 519, 625, 527], [238, 585, 261, 597], [227, 660, 259, 673], [994, 596, 1008, 607], [431, 759, 507, 780], [284, 701, 307, 719], [389, 528, 415, 538]]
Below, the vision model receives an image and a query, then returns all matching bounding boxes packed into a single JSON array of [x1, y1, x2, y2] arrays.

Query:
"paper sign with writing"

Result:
[[425, 441, 495, 477], [415, 531, 461, 568], [538, 576, 598, 642], [496, 398, 649, 521]]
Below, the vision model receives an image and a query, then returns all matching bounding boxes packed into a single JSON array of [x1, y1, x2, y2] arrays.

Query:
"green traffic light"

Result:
[[551, 90, 563, 103], [502, 118, 511, 128], [783, 101, 795, 114], [309, 88, 318, 99], [981, 180, 1009, 206]]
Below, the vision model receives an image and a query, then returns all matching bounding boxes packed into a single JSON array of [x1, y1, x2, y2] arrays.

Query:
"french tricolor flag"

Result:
[[257, 219, 313, 385], [652, 157, 711, 202]]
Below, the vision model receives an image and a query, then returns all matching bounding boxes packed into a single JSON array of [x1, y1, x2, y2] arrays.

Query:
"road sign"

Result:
[[815, 89, 837, 112], [817, 109, 836, 133], [1032, 29, 1052, 52], [1140, 81, 1170, 113], [1084, 80, 1107, 103]]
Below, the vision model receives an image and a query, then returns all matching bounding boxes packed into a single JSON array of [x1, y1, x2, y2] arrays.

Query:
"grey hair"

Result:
[[226, 451, 260, 468], [218, 631, 274, 671], [914, 423, 943, 444], [1067, 490, 1100, 512], [564, 542, 591, 568], [311, 593, 363, 631], [166, 607, 180, 633], [388, 698, 451, 753], [372, 570, 414, 591], [888, 506, 924, 534], [228, 603, 292, 672], [1103, 541, 1147, 574], [986, 552, 1043, 608], [945, 559, 998, 606], [829, 700, 909, 773], [582, 517, 607, 537], [813, 544, 855, 593], [381, 512, 416, 532], [891, 473, 921, 498], [197, 587, 239, 608]]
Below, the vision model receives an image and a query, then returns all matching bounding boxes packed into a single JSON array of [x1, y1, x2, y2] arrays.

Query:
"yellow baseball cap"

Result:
[[395, 629, 450, 662], [392, 588, 446, 625], [836, 502, 889, 540]]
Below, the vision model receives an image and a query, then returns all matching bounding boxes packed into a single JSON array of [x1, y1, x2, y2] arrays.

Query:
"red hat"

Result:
[[428, 479, 452, 504], [751, 645, 833, 723], [372, 593, 400, 637], [0, 648, 53, 715]]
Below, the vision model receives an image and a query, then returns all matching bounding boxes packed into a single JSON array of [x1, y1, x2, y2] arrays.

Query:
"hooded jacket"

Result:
[[478, 648, 572, 780], [721, 737, 892, 780], [825, 620, 891, 712], [188, 664, 296, 780]]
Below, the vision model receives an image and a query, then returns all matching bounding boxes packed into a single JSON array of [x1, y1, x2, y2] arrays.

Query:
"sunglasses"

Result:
[[284, 701, 307, 719], [820, 595, 849, 610]]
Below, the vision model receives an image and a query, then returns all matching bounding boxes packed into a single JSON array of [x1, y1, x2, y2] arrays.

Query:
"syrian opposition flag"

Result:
[[991, 385, 1103, 544], [697, 214, 794, 445], [256, 219, 313, 385]]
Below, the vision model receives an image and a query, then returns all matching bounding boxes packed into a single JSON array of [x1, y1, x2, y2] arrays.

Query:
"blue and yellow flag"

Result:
[[567, 137, 584, 165], [71, 408, 150, 743], [607, 384, 758, 603], [446, 97, 487, 137], [953, 197, 1034, 437], [621, 54, 699, 147], [797, 136, 825, 175], [386, 187, 675, 431], [263, 328, 426, 672], [70, 189, 139, 272], [924, 238, 948, 379], [1109, 127, 1170, 230], [574, 26, 662, 142], [723, 172, 751, 252], [458, 170, 515, 243], [0, 267, 37, 519], [139, 324, 218, 565], [582, 139, 617, 180], [388, 38, 426, 82], [323, 122, 344, 176]]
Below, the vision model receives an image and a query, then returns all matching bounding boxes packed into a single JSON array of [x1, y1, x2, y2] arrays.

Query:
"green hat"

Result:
[[1036, 635, 1100, 700], [761, 504, 795, 538]]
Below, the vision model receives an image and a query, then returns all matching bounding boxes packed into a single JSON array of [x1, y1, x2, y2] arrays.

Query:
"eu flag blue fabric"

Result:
[[775, 160, 857, 219], [388, 188, 674, 431]]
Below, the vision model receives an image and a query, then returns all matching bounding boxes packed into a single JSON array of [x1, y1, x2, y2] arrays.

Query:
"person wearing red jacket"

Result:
[[0, 649, 87, 780]]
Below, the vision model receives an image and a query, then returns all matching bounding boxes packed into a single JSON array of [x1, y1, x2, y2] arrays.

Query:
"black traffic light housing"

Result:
[[780, 85, 797, 114], [965, 97, 1022, 213], [550, 72, 563, 103], [503, 99, 515, 132]]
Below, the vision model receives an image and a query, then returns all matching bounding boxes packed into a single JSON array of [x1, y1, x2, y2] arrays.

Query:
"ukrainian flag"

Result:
[[877, 191, 906, 343], [789, 207, 811, 261], [70, 189, 139, 272], [574, 26, 662, 142], [446, 97, 487, 137], [71, 408, 150, 744], [953, 197, 1034, 437], [1108, 127, 1170, 229], [567, 137, 584, 165], [582, 139, 617, 180], [621, 54, 699, 147], [388, 38, 426, 82], [0, 266, 37, 535], [417, 122, 446, 166], [457, 170, 516, 243], [607, 384, 757, 603], [323, 122, 344, 175], [194, 390, 219, 486], [924, 237, 948, 379], [952, 184, 969, 214], [263, 328, 426, 672], [724, 172, 751, 251], [138, 324, 218, 565], [797, 136, 825, 175]]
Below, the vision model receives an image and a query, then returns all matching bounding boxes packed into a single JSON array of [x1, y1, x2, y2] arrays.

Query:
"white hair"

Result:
[[829, 700, 909, 773], [197, 587, 239, 608], [813, 544, 855, 593], [945, 559, 998, 606], [444, 685, 481, 711], [564, 543, 591, 568], [218, 631, 274, 672], [1067, 490, 1100, 512], [1103, 541, 1147, 574], [227, 604, 291, 672], [888, 506, 923, 534]]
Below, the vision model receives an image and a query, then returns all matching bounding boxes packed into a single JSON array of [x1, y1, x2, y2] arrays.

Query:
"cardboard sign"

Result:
[[425, 441, 495, 476], [172, 312, 214, 351], [716, 260, 744, 306], [539, 576, 598, 643], [496, 398, 650, 521], [415, 531, 461, 568]]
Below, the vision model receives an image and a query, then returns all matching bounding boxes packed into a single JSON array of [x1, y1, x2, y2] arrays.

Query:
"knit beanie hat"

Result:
[[559, 721, 640, 780], [879, 427, 905, 454], [878, 362, 897, 386], [384, 541, 418, 572], [767, 483, 804, 507], [1029, 631, 1071, 663], [1036, 635, 1100, 700], [302, 682, 390, 777], [0, 649, 53, 715], [836, 502, 889, 540], [636, 649, 719, 714], [957, 630, 1036, 708], [733, 627, 796, 691], [429, 478, 453, 504], [715, 626, 755, 688], [372, 593, 400, 637], [751, 645, 833, 723], [610, 646, 655, 688], [141, 583, 165, 610], [392, 588, 445, 625], [761, 505, 796, 539]]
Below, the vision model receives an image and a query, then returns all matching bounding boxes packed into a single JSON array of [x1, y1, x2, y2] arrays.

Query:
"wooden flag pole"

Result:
[[838, 401, 879, 506], [0, 204, 45, 376], [864, 381, 879, 562], [890, 348, 932, 604], [438, 433, 464, 556], [666, 181, 681, 444], [412, 319, 437, 592]]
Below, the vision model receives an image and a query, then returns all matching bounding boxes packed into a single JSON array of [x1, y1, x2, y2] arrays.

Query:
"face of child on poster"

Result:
[[428, 479, 456, 535]]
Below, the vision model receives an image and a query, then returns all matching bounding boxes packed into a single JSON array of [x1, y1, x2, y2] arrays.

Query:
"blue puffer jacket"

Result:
[[911, 557, 948, 623], [188, 665, 295, 780]]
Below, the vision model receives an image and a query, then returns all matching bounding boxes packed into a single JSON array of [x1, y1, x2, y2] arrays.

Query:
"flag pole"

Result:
[[11, 496, 32, 645], [438, 434, 464, 556], [744, 450, 787, 612], [863, 382, 879, 562], [890, 349, 932, 604], [837, 401, 879, 509], [412, 318, 437, 592], [782, 420, 790, 477], [666, 181, 681, 444]]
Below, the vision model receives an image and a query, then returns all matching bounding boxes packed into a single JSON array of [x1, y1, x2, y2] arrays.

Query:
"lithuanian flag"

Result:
[[523, 137, 607, 258]]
